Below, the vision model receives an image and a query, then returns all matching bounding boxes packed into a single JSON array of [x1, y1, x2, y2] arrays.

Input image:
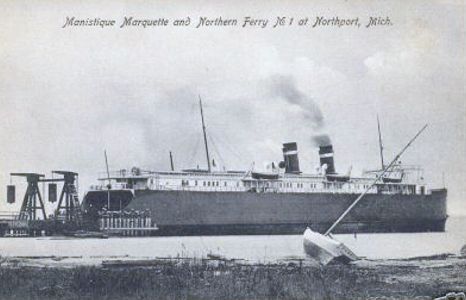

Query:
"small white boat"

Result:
[[303, 227, 359, 265]]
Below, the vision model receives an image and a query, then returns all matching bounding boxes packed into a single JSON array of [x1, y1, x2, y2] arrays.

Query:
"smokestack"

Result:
[[282, 142, 301, 174], [319, 145, 336, 174]]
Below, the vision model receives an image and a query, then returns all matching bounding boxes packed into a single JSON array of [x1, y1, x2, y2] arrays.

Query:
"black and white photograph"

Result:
[[0, 1, 465, 299]]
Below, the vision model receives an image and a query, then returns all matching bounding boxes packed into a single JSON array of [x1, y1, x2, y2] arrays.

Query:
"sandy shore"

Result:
[[0, 254, 465, 299]]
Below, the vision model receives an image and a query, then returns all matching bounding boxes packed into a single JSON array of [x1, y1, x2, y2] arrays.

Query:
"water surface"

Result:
[[1, 216, 464, 265]]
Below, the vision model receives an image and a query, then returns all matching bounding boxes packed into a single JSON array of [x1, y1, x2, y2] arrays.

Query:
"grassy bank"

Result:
[[0, 257, 464, 300]]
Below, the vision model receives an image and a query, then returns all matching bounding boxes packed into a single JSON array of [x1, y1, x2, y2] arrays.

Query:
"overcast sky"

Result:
[[0, 0, 464, 215]]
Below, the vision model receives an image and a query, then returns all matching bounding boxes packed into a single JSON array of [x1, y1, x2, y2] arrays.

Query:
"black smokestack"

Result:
[[319, 145, 336, 174], [282, 142, 301, 174]]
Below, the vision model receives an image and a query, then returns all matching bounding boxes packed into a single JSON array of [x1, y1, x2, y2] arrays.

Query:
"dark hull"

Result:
[[82, 189, 447, 236], [148, 219, 447, 236]]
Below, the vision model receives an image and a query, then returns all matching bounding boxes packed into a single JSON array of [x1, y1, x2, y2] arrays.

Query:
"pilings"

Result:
[[1, 219, 45, 237], [99, 209, 157, 236]]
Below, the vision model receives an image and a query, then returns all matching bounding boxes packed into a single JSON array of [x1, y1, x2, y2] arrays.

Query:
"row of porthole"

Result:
[[279, 183, 318, 189], [160, 180, 378, 191], [183, 180, 242, 188]]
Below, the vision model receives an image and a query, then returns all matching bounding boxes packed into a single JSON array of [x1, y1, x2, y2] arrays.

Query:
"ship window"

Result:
[[195, 180, 198, 186], [208, 182, 211, 187], [203, 181, 206, 186], [224, 182, 227, 187], [216, 181, 219, 186]]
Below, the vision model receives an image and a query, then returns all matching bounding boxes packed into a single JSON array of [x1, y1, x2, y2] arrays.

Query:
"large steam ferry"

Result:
[[81, 101, 447, 236]]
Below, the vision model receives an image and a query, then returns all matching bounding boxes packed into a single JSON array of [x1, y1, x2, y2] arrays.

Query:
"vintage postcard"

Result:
[[0, 0, 464, 299]]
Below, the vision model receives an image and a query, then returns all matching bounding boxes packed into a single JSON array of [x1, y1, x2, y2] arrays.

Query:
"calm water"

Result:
[[1, 217, 465, 265]]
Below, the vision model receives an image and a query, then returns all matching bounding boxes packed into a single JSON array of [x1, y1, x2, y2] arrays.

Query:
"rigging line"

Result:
[[187, 134, 202, 167], [207, 133, 227, 169], [209, 130, 245, 164]]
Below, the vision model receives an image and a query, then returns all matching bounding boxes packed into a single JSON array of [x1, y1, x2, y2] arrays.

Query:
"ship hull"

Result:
[[82, 189, 447, 235]]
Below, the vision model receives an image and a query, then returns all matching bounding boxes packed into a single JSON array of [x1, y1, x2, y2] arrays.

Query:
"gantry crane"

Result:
[[10, 173, 47, 221], [53, 171, 82, 224]]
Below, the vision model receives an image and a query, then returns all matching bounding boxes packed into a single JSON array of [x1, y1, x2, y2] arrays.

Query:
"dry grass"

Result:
[[0, 258, 464, 300]]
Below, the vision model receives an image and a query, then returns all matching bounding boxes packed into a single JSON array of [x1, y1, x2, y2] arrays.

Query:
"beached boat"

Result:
[[303, 227, 358, 265]]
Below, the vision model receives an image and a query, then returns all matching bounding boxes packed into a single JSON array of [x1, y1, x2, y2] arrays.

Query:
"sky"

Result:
[[0, 0, 464, 215]]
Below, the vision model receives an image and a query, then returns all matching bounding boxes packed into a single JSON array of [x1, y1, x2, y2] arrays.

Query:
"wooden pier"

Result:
[[99, 209, 158, 236]]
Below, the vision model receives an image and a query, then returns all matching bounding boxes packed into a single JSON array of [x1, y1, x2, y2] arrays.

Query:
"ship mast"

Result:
[[104, 150, 111, 210], [377, 115, 385, 169], [199, 95, 211, 173]]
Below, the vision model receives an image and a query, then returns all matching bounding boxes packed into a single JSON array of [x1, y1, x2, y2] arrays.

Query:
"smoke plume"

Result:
[[312, 134, 332, 147], [268, 75, 331, 147]]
